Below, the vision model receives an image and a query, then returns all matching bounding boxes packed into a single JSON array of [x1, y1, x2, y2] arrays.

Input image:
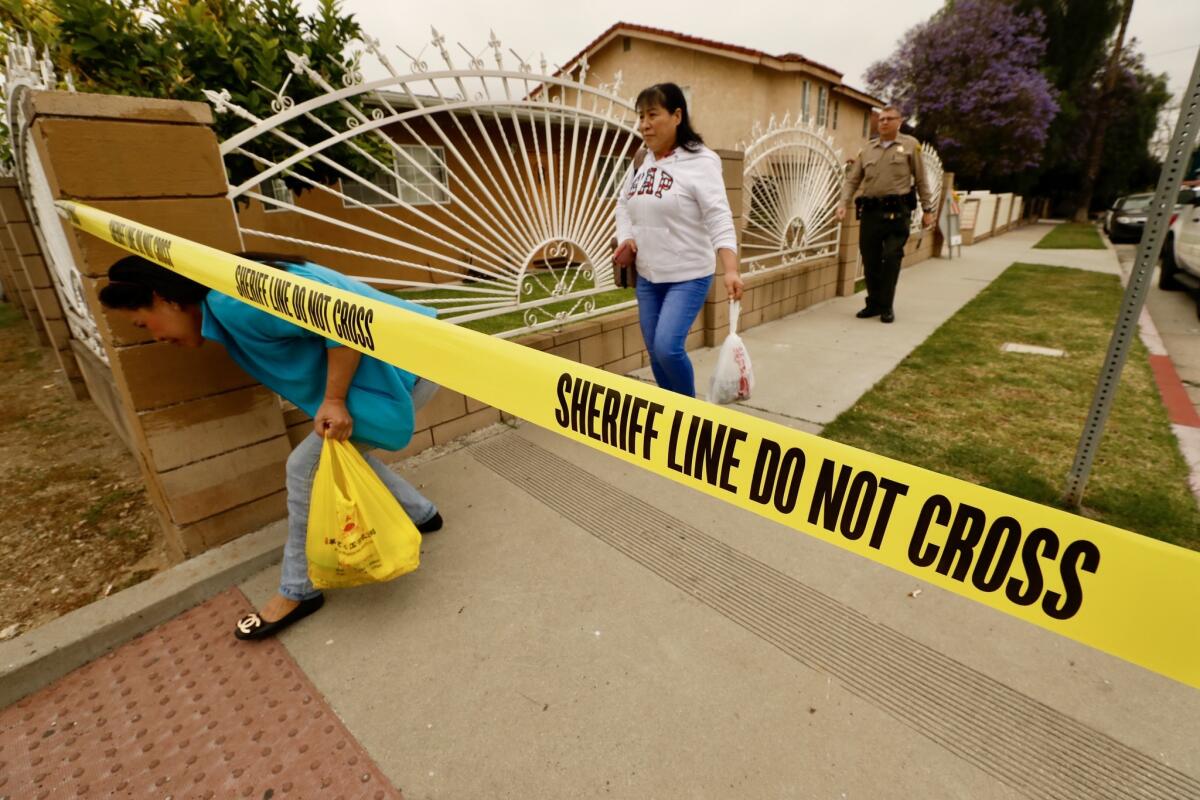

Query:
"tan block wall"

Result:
[[0, 181, 52, 347], [25, 89, 289, 557], [0, 178, 88, 398]]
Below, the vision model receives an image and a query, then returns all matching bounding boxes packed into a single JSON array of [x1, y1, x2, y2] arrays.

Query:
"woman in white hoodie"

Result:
[[616, 83, 744, 397]]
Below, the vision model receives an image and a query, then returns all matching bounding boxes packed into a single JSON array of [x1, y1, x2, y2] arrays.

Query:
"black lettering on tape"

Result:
[[154, 235, 174, 266], [717, 427, 747, 495], [643, 402, 663, 461], [909, 494, 952, 567], [935, 503, 987, 581], [869, 478, 909, 550], [839, 471, 879, 541], [554, 373, 571, 428], [749, 438, 781, 506], [586, 382, 604, 442], [1043, 539, 1100, 620], [1005, 527, 1058, 607], [601, 388, 621, 446], [808, 459, 851, 532], [970, 516, 1022, 593]]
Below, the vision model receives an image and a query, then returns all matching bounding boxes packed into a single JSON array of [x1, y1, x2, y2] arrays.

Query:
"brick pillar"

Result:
[[0, 180, 51, 345], [0, 177, 89, 398], [0, 185, 25, 308], [24, 89, 290, 557], [836, 217, 860, 296], [701, 149, 745, 345]]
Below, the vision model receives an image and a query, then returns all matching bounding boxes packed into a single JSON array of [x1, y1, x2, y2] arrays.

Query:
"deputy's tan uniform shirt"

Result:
[[840, 133, 935, 213]]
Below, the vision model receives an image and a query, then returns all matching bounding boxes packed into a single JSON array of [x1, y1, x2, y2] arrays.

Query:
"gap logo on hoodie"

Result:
[[629, 166, 675, 199]]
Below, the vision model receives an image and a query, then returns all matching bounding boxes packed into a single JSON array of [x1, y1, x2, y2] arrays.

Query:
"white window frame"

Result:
[[341, 145, 451, 208], [680, 85, 695, 127], [862, 110, 869, 138], [263, 177, 293, 213], [816, 86, 829, 128], [597, 155, 634, 200], [832, 99, 840, 131], [801, 81, 811, 123]]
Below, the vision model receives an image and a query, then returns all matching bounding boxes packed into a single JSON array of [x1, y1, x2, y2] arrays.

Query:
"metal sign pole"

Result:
[[1064, 47, 1200, 507]]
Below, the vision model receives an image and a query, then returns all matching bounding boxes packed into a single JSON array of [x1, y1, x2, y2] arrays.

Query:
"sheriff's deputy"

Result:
[[836, 106, 935, 323]]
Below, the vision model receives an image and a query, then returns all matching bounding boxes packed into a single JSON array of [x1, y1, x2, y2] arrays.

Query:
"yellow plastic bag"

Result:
[[305, 437, 421, 589]]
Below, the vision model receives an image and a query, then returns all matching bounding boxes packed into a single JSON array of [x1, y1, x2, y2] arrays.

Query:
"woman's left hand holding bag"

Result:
[[315, 398, 354, 441], [719, 248, 744, 301]]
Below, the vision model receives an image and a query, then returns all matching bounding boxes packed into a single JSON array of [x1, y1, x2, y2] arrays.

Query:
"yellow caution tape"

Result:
[[59, 200, 1200, 688]]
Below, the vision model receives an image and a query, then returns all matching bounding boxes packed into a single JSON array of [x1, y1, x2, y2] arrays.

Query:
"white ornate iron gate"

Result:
[[912, 142, 944, 233], [207, 30, 643, 338], [3, 38, 103, 361], [740, 114, 843, 276]]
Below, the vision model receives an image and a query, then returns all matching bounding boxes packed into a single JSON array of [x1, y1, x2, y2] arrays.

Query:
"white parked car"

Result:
[[1159, 186, 1200, 296]]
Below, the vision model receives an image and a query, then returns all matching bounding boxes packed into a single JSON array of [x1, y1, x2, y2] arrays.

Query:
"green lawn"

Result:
[[822, 263, 1200, 548], [394, 269, 634, 336], [1033, 222, 1106, 250]]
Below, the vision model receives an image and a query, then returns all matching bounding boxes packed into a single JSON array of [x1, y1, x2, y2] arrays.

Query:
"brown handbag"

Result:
[[611, 147, 648, 289], [612, 240, 637, 288]]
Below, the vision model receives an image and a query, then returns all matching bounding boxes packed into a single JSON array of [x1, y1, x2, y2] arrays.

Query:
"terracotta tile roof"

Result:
[[563, 22, 844, 79]]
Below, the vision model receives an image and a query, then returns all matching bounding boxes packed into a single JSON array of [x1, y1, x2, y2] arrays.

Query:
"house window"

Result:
[[623, 36, 632, 52], [832, 100, 839, 130], [862, 111, 869, 138], [396, 145, 450, 204], [801, 81, 810, 123], [263, 177, 292, 212], [342, 145, 450, 207], [597, 155, 634, 199], [816, 86, 828, 127]]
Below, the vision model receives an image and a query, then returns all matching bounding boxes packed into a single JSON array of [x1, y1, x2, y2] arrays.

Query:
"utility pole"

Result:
[[1073, 0, 1135, 223]]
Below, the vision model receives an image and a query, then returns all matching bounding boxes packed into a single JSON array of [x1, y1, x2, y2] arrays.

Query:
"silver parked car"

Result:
[[1159, 186, 1200, 298]]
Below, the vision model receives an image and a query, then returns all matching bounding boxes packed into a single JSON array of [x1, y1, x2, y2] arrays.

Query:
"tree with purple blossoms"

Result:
[[866, 0, 1059, 188]]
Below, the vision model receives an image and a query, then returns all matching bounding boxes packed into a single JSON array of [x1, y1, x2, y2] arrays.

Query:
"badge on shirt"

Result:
[[897, 145, 906, 154]]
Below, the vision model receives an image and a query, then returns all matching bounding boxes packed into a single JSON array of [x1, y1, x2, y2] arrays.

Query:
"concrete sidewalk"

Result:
[[238, 223, 1200, 797], [7, 223, 1200, 799], [637, 222, 1121, 432]]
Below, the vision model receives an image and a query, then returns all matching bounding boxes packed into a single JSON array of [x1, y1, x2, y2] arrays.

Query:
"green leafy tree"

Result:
[[1016, 0, 1170, 212], [0, 0, 364, 192]]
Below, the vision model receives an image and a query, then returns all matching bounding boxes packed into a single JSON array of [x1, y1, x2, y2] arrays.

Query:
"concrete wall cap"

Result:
[[23, 89, 214, 126]]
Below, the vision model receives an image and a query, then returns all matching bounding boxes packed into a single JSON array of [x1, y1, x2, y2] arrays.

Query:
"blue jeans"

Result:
[[279, 378, 440, 601], [635, 274, 713, 397]]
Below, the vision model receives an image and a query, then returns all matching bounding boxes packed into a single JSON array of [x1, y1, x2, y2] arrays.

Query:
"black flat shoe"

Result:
[[856, 307, 881, 319], [234, 593, 324, 641], [417, 512, 443, 534], [881, 310, 895, 323]]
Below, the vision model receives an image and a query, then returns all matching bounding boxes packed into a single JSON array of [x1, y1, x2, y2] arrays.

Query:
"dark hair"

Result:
[[99, 252, 307, 311], [99, 255, 210, 311], [634, 83, 705, 152]]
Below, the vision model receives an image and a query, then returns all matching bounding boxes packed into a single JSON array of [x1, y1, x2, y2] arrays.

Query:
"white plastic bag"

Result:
[[709, 300, 754, 404]]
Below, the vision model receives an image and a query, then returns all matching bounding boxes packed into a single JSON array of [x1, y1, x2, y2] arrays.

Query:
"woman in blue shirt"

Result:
[[99, 253, 442, 640]]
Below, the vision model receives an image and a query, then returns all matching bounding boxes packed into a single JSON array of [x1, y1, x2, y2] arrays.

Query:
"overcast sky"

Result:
[[299, 0, 1198, 103]]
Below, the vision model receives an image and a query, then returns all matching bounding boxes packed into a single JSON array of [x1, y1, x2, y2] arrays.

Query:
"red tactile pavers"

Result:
[[0, 589, 401, 800], [1149, 354, 1200, 427]]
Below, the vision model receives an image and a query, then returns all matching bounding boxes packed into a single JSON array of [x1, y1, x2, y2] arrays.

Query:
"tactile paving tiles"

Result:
[[0, 589, 402, 799]]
